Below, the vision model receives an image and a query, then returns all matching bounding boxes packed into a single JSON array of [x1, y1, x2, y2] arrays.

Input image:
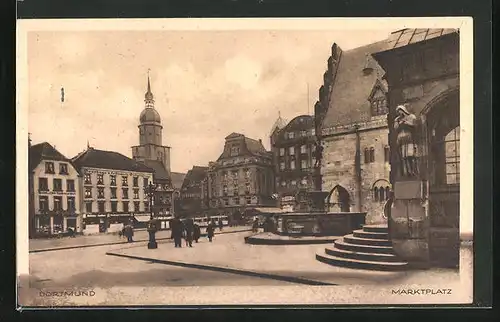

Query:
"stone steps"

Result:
[[352, 229, 389, 239], [334, 239, 395, 254], [343, 234, 393, 247], [315, 252, 408, 271], [316, 224, 409, 271], [324, 246, 401, 262], [362, 224, 389, 233]]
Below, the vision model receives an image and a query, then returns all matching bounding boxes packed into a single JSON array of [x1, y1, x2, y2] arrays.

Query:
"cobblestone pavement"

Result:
[[110, 232, 472, 286], [22, 234, 473, 306], [29, 226, 251, 252]]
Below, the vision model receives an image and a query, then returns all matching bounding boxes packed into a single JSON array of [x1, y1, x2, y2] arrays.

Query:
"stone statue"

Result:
[[313, 140, 324, 168], [394, 104, 418, 177]]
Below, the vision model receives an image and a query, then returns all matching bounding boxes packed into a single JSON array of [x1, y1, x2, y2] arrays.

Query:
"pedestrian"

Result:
[[207, 219, 216, 242], [124, 223, 134, 243], [252, 218, 259, 233], [218, 218, 223, 231], [193, 223, 201, 243], [171, 217, 184, 248], [184, 219, 194, 247]]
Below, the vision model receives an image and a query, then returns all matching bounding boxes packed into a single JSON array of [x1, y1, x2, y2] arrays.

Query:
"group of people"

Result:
[[170, 217, 224, 248], [118, 217, 226, 247]]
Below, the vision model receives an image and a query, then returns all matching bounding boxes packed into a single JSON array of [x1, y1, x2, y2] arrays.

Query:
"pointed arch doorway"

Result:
[[425, 89, 460, 267], [327, 185, 351, 213]]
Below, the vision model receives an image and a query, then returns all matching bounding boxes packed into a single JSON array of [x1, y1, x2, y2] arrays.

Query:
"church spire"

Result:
[[145, 69, 155, 108]]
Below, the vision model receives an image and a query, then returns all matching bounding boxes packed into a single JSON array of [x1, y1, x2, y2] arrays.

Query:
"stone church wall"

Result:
[[321, 126, 390, 224]]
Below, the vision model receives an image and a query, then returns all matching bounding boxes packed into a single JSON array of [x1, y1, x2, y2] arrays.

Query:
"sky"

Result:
[[27, 29, 393, 174]]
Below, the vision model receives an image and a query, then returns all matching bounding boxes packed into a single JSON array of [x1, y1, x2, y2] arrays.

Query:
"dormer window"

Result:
[[230, 146, 240, 156], [371, 97, 388, 116]]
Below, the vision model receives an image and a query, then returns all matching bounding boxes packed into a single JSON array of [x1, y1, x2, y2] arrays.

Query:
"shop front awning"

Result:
[[134, 214, 152, 222], [252, 207, 288, 214]]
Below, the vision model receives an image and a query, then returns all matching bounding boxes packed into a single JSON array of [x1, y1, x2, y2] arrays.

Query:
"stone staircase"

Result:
[[315, 224, 408, 271]]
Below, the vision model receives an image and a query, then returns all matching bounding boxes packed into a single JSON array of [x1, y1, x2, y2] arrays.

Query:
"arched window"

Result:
[[364, 148, 370, 163], [378, 187, 385, 201], [369, 147, 375, 163], [373, 187, 379, 202], [384, 146, 390, 163], [372, 180, 391, 203]]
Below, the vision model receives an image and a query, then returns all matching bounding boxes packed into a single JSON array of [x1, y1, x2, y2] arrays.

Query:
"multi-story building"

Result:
[[314, 41, 392, 224], [131, 75, 179, 225], [72, 146, 154, 234], [204, 133, 276, 220], [29, 142, 81, 236], [270, 115, 316, 211], [178, 166, 209, 218]]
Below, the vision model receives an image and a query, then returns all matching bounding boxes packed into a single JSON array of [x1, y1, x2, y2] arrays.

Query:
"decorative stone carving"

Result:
[[394, 104, 419, 177]]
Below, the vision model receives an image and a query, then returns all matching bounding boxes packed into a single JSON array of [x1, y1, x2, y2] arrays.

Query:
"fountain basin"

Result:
[[275, 212, 367, 237]]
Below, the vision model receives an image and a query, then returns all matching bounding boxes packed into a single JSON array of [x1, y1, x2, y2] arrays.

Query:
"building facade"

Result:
[[373, 28, 460, 268], [29, 142, 82, 236], [204, 133, 276, 220], [131, 75, 178, 223], [315, 41, 392, 224], [270, 115, 316, 211], [178, 166, 209, 218], [72, 147, 154, 234]]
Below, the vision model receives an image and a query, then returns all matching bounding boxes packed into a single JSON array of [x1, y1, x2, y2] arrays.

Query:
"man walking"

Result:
[[171, 217, 184, 248], [207, 219, 216, 242], [193, 223, 201, 243], [184, 218, 194, 247], [124, 222, 134, 243]]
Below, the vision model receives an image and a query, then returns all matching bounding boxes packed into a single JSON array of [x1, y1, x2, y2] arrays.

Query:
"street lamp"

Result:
[[145, 182, 159, 249]]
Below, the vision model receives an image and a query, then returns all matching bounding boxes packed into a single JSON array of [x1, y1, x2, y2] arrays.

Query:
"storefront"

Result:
[[35, 212, 82, 236]]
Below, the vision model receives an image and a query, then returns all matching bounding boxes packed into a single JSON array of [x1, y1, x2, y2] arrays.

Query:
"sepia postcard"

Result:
[[17, 17, 474, 307]]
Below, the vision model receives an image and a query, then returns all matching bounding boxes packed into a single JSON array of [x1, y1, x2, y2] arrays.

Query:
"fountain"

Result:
[[245, 138, 367, 245]]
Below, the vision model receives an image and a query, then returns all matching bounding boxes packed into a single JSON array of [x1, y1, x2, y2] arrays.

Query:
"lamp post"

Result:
[[145, 182, 158, 249]]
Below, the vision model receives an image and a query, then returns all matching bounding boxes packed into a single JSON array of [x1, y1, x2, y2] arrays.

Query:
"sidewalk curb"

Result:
[[105, 251, 336, 286], [29, 229, 252, 253]]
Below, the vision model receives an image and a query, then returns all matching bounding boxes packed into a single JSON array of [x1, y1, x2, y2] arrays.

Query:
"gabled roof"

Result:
[[72, 148, 153, 173], [29, 142, 71, 172], [367, 79, 388, 102], [170, 172, 186, 190], [181, 166, 209, 190], [322, 40, 390, 128], [142, 159, 170, 181]]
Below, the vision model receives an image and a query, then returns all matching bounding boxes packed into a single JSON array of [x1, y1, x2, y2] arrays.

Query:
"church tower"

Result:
[[131, 73, 171, 174]]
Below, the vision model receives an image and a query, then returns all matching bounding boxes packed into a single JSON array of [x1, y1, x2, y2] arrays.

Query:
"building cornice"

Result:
[[81, 167, 154, 176], [321, 117, 388, 138]]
